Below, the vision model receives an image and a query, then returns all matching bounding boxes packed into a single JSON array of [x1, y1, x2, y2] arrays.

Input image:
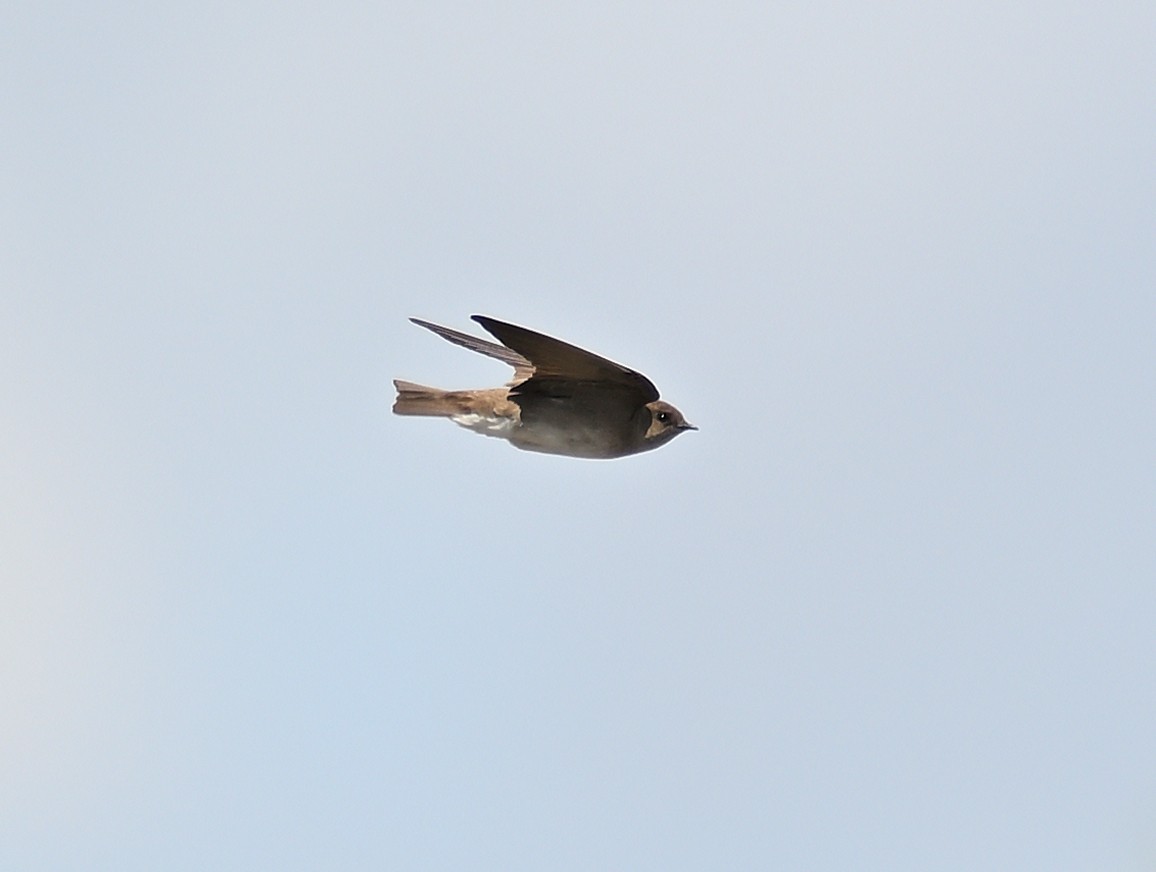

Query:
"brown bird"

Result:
[[394, 316, 696, 459]]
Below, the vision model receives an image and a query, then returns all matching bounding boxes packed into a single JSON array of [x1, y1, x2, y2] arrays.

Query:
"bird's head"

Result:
[[643, 401, 697, 447]]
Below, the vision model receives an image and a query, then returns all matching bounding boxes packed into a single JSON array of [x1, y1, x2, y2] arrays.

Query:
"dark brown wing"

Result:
[[410, 318, 534, 383], [472, 316, 659, 402]]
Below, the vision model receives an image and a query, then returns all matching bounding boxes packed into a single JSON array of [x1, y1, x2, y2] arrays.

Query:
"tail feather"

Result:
[[393, 381, 517, 422], [392, 380, 460, 417]]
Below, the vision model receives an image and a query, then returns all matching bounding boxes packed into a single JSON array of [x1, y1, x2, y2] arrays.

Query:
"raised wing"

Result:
[[410, 318, 534, 383], [472, 316, 659, 401]]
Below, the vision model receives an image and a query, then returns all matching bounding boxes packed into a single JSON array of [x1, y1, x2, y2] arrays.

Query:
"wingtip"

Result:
[[409, 317, 445, 334], [471, 314, 501, 338]]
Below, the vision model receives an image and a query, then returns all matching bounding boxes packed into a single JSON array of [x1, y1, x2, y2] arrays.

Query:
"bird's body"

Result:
[[394, 316, 695, 459]]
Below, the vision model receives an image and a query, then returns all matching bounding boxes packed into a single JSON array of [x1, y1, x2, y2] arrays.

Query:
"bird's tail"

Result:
[[392, 380, 466, 417]]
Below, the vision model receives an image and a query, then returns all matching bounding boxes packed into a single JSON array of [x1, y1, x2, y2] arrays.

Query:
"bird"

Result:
[[393, 315, 696, 459]]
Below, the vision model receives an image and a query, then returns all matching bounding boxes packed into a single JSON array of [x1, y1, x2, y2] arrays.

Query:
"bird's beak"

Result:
[[681, 422, 698, 431]]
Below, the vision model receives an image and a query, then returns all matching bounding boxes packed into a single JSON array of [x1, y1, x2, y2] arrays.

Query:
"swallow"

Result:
[[393, 316, 696, 459]]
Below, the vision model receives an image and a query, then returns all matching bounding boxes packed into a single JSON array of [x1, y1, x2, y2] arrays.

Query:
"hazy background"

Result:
[[3, 2, 1154, 869]]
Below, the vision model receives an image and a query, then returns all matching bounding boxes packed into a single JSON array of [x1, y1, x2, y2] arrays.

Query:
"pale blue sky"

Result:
[[3, 2, 1155, 869]]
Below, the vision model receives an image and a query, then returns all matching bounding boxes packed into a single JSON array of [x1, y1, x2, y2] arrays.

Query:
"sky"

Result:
[[3, 2, 1155, 869]]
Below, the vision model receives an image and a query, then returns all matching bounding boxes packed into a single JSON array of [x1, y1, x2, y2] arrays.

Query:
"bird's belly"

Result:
[[451, 410, 612, 457], [507, 417, 632, 459], [450, 412, 519, 438]]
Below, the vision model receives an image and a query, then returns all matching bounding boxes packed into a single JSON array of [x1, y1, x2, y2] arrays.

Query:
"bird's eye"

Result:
[[657, 411, 671, 423]]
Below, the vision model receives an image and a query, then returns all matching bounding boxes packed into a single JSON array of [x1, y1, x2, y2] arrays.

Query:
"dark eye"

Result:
[[657, 411, 671, 423]]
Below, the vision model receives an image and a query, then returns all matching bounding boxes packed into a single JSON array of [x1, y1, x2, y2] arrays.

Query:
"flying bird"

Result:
[[393, 315, 696, 459]]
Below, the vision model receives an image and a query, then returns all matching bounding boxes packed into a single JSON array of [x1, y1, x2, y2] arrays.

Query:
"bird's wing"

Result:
[[410, 318, 534, 383], [472, 316, 660, 401]]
